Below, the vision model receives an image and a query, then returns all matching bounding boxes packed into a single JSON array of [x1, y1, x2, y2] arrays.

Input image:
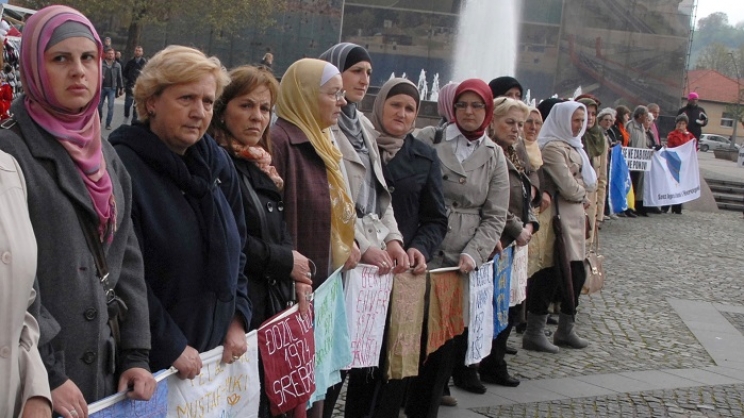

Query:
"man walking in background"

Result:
[[99, 47, 123, 130], [123, 46, 147, 123]]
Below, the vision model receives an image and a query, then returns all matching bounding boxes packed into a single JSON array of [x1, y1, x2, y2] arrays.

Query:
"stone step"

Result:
[[717, 201, 744, 211], [706, 178, 744, 188], [709, 184, 744, 195], [712, 192, 744, 204]]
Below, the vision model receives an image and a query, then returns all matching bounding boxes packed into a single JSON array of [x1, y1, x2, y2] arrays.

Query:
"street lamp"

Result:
[[729, 52, 741, 149]]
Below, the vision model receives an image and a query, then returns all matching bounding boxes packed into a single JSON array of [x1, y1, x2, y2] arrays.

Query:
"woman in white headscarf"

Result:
[[529, 101, 596, 350]]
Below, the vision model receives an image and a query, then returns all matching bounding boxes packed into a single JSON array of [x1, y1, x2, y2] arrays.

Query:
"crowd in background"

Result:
[[0, 5, 706, 418]]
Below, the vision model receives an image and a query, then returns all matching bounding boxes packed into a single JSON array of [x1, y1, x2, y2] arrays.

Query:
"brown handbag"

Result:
[[582, 219, 605, 295]]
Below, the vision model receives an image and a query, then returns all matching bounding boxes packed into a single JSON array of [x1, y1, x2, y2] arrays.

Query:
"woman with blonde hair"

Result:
[[111, 45, 252, 377], [477, 98, 542, 383]]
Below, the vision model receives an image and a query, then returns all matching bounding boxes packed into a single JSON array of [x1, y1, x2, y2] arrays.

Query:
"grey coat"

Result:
[[417, 127, 509, 268], [0, 101, 150, 402], [332, 116, 403, 254]]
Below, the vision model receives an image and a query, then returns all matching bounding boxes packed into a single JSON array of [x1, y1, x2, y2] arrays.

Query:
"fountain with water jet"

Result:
[[452, 0, 521, 82]]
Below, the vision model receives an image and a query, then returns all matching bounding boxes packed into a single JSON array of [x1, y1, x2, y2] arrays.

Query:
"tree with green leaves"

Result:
[[13, 0, 284, 58]]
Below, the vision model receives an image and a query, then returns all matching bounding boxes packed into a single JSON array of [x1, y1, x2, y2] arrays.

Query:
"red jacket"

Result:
[[666, 130, 696, 149]]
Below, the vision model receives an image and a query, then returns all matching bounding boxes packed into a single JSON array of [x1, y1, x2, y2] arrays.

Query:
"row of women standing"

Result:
[[0, 6, 597, 418]]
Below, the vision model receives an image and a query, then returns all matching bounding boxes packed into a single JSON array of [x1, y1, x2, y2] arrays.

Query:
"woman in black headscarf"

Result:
[[489, 76, 524, 101]]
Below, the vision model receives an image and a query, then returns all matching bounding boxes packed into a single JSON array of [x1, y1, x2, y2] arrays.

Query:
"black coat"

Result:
[[380, 134, 447, 260], [232, 158, 295, 330], [677, 104, 708, 140], [111, 127, 251, 372]]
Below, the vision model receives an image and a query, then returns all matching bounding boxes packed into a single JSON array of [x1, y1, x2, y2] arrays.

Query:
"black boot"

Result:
[[452, 365, 486, 394], [479, 358, 520, 387]]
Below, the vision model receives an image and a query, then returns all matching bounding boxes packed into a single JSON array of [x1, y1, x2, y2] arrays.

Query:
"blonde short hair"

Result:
[[134, 45, 230, 123], [493, 97, 529, 120]]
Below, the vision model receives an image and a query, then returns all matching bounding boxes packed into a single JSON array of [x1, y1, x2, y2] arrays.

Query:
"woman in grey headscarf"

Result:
[[319, 42, 408, 418]]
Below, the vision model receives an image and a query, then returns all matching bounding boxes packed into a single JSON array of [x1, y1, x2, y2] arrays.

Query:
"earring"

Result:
[[148, 110, 155, 117]]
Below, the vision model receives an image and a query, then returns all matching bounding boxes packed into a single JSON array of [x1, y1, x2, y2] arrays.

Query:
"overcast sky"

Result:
[[695, 0, 744, 26]]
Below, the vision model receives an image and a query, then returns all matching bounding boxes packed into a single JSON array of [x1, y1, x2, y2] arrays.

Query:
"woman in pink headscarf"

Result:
[[0, 5, 155, 418]]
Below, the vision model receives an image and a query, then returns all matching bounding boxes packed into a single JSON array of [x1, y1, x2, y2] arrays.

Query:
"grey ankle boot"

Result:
[[553, 313, 589, 349], [522, 313, 559, 353]]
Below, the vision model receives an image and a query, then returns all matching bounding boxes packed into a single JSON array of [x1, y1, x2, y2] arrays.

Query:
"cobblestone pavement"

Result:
[[473, 384, 744, 417], [332, 210, 744, 417], [507, 210, 744, 381], [722, 312, 744, 335]]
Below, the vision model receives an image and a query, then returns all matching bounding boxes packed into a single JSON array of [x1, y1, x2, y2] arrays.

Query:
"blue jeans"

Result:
[[98, 87, 116, 127], [124, 88, 138, 121]]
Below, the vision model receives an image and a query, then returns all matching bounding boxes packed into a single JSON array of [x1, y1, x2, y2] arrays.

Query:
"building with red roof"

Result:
[[685, 69, 743, 141]]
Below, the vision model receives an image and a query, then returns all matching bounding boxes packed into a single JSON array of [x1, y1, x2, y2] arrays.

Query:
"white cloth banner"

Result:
[[344, 264, 394, 368], [509, 246, 528, 307], [167, 332, 261, 418], [643, 140, 701, 206], [465, 261, 494, 365], [622, 147, 654, 171]]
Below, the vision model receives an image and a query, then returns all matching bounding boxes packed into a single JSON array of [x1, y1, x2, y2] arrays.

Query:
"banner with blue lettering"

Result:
[[465, 261, 494, 365]]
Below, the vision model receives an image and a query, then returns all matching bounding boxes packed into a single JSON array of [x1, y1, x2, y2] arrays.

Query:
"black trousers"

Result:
[[525, 262, 585, 316], [671, 203, 683, 213], [404, 337, 458, 418]]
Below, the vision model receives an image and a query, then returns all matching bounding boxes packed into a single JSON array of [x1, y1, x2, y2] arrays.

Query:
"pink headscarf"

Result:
[[437, 82, 459, 124], [22, 6, 115, 241]]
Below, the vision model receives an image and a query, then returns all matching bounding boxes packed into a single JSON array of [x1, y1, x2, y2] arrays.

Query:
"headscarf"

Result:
[[537, 101, 597, 190], [523, 108, 543, 169], [21, 5, 114, 241], [372, 78, 420, 163], [454, 79, 494, 141], [275, 59, 355, 270], [319, 43, 372, 146], [537, 98, 564, 122], [437, 82, 460, 123], [577, 98, 607, 158], [488, 76, 523, 99]]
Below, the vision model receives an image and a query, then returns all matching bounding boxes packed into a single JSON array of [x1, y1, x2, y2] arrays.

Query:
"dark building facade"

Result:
[[125, 0, 693, 111]]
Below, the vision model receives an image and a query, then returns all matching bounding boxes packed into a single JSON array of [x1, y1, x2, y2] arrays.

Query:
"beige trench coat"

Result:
[[539, 141, 587, 262], [0, 151, 50, 417], [418, 128, 509, 268], [332, 115, 403, 254]]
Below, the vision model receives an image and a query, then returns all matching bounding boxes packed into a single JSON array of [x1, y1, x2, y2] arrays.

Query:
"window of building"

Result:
[[722, 112, 735, 128]]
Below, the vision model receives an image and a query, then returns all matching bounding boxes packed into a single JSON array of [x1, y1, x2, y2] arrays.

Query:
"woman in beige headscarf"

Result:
[[270, 58, 359, 418]]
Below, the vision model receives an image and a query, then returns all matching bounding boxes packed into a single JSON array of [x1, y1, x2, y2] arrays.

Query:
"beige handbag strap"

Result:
[[590, 217, 600, 252]]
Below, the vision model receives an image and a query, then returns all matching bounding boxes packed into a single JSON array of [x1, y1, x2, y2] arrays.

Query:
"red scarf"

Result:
[[454, 79, 494, 141]]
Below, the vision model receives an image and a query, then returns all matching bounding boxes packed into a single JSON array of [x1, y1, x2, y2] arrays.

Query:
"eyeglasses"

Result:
[[323, 89, 346, 101], [454, 101, 486, 110]]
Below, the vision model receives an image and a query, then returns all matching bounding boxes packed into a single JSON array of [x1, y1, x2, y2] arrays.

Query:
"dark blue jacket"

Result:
[[381, 134, 447, 260], [111, 125, 251, 371]]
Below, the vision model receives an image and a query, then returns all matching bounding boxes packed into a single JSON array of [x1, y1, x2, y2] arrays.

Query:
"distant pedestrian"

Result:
[[98, 47, 123, 130], [677, 92, 708, 140], [123, 45, 147, 122], [260, 47, 274, 69]]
